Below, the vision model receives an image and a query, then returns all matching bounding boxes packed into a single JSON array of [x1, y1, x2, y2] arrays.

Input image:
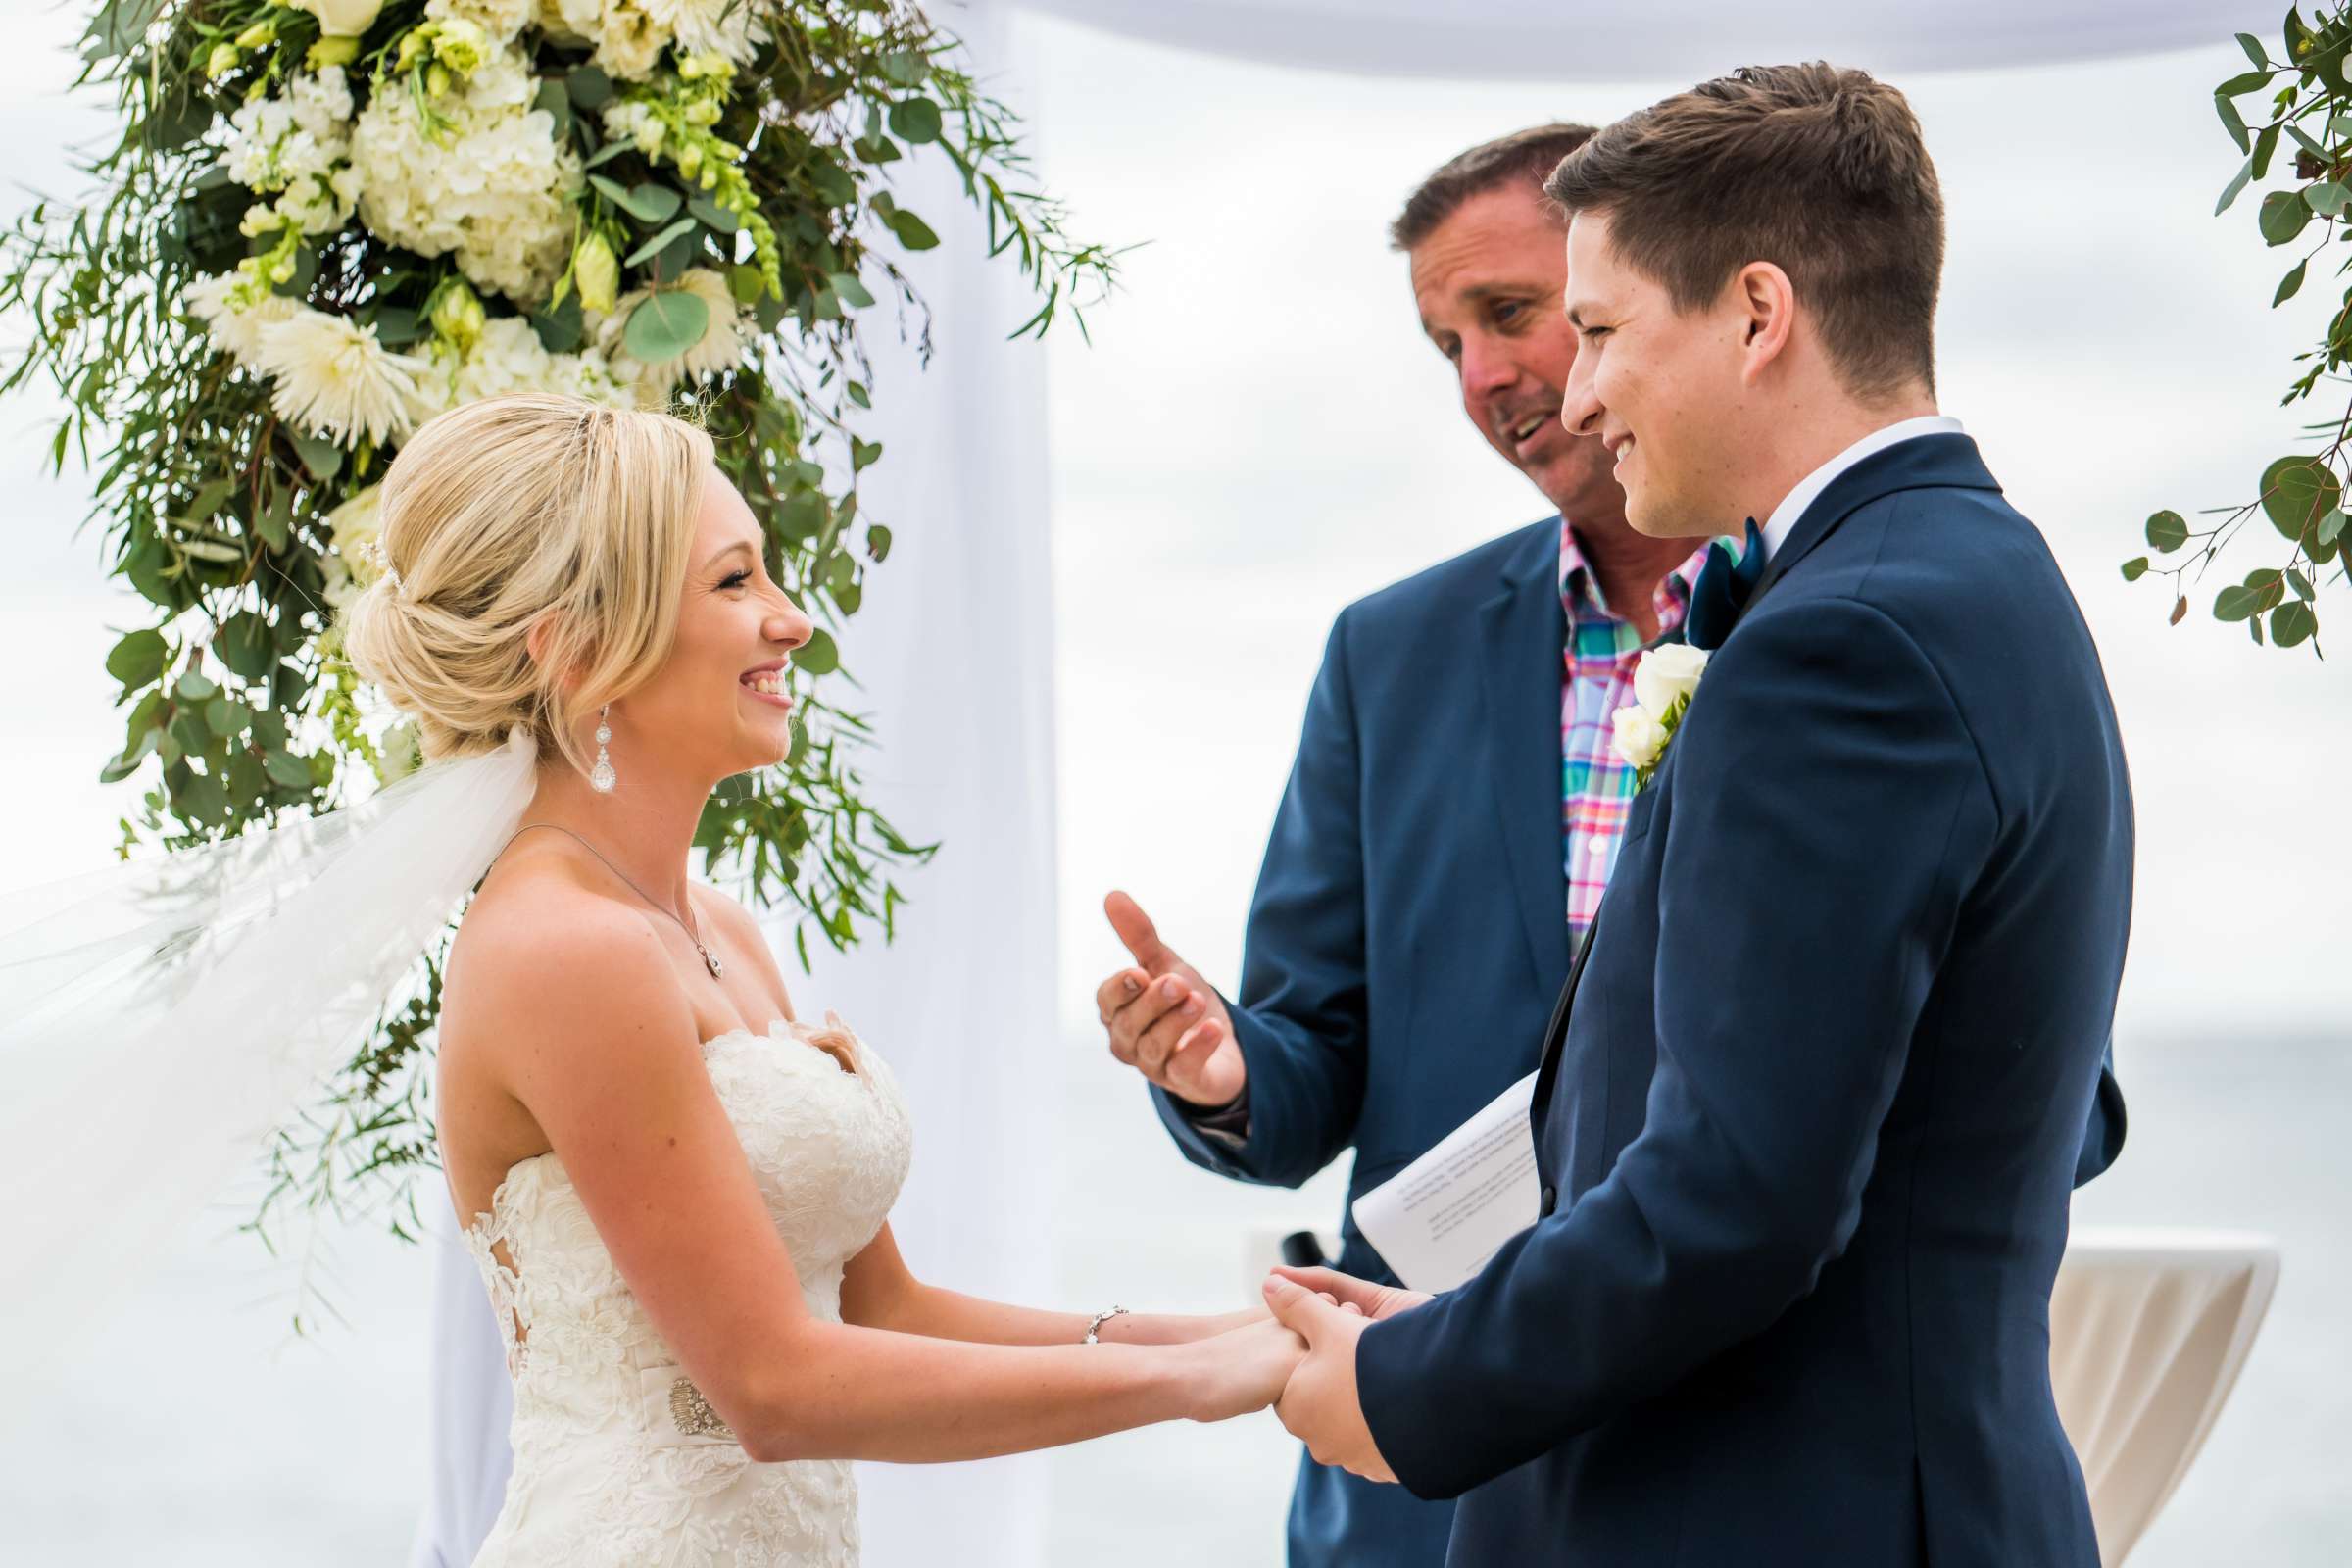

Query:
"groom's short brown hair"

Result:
[[1544, 63, 1943, 399]]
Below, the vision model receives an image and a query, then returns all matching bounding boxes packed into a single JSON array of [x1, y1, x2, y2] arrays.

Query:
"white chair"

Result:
[[2050, 1227, 2279, 1565], [1243, 1223, 2280, 1566]]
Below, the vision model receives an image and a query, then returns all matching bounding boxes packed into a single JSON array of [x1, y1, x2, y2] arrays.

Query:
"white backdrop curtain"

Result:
[[1014, 0, 2277, 80], [414, 2, 2269, 1563]]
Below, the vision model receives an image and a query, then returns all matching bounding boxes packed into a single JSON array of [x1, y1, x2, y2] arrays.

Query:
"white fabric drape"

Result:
[[1015, 0, 2278, 80], [410, 4, 1055, 1563], [2049, 1229, 2280, 1566]]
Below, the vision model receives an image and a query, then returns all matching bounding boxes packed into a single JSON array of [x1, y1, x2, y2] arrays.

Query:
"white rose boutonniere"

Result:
[[1612, 644, 1711, 788]]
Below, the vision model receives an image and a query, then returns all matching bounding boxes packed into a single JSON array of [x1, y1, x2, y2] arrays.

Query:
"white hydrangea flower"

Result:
[[252, 307, 436, 448], [424, 0, 536, 47], [186, 270, 302, 367], [595, 267, 750, 398], [592, 0, 670, 79], [351, 44, 583, 305], [533, 0, 602, 47], [223, 69, 361, 236]]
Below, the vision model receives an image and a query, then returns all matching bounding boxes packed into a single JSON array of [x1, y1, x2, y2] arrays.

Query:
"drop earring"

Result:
[[590, 705, 616, 793]]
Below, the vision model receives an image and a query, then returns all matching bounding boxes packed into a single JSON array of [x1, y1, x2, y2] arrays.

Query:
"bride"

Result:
[[336, 391, 1303, 1564]]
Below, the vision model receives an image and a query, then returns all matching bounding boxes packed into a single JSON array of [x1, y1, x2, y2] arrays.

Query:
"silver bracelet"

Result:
[[1082, 1304, 1129, 1345]]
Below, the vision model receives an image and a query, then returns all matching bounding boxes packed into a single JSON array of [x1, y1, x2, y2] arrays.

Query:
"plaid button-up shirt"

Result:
[[1561, 524, 1718, 942]]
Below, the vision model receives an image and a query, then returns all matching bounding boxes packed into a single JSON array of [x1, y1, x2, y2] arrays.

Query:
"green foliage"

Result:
[[2142, 5, 2352, 656], [0, 0, 1116, 1309]]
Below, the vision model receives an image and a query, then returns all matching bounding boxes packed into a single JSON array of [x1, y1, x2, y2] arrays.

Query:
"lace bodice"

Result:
[[459, 1016, 912, 1567]]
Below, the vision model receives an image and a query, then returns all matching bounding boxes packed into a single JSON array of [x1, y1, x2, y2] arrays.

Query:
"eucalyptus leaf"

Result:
[[2260, 453, 2341, 539], [888, 96, 943, 144], [2277, 259, 2309, 305], [105, 626, 168, 687], [827, 270, 875, 308], [2271, 599, 2319, 646], [2121, 556, 2150, 581], [2262, 188, 2317, 244], [565, 65, 612, 110], [2253, 122, 2281, 180], [887, 209, 940, 251], [623, 216, 697, 267], [2146, 510, 2190, 552], [288, 427, 343, 481], [796, 626, 840, 675], [621, 288, 710, 363], [2218, 92, 2252, 153], [2218, 157, 2254, 216], [2238, 31, 2270, 68], [688, 196, 739, 233], [2307, 180, 2351, 215], [2218, 69, 2275, 96]]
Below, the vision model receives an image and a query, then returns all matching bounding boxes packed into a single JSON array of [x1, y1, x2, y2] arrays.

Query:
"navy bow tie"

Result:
[[1683, 518, 1765, 652]]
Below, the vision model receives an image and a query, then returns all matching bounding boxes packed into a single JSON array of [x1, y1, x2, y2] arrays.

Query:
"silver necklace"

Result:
[[503, 822, 724, 979]]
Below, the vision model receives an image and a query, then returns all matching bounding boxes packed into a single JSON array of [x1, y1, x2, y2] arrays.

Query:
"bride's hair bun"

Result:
[[340, 392, 714, 777]]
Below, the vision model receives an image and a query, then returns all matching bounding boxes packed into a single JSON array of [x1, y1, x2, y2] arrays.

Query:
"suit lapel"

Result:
[[1478, 523, 1574, 1001]]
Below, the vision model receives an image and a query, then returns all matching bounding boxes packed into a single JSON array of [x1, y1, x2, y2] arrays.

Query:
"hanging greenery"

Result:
[[0, 0, 1112, 1298], [2132, 5, 2352, 653]]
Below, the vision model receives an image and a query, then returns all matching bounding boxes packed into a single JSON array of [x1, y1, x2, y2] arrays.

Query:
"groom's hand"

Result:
[[1096, 890, 1245, 1107], [1263, 1274, 1395, 1482], [1269, 1265, 1431, 1322]]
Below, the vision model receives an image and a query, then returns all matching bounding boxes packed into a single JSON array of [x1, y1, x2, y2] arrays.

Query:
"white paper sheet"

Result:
[[1350, 1072, 1542, 1293]]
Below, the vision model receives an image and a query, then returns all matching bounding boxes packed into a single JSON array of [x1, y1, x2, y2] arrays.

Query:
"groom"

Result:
[[1266, 64, 2133, 1566]]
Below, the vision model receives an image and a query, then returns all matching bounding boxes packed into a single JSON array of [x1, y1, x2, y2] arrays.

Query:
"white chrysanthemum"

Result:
[[644, 0, 767, 66], [252, 308, 435, 448], [323, 482, 385, 609], [351, 45, 583, 304], [186, 270, 302, 367], [596, 268, 750, 397], [424, 0, 535, 46]]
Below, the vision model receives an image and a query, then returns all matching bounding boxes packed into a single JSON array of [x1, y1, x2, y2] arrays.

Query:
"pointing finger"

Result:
[[1103, 890, 1174, 973]]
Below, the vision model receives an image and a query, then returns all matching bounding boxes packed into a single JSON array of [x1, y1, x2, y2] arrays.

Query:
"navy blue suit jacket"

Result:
[[1355, 434, 2133, 1566], [1153, 516, 1579, 1565]]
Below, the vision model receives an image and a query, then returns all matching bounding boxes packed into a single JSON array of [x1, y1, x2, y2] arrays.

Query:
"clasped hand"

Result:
[[1255, 1265, 1433, 1484]]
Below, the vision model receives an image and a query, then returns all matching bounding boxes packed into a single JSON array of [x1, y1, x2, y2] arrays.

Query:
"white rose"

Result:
[[1611, 705, 1668, 771], [1633, 643, 1710, 720], [292, 0, 386, 36]]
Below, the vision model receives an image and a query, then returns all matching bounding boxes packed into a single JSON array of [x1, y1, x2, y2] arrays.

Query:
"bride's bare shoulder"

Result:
[[444, 846, 691, 1060]]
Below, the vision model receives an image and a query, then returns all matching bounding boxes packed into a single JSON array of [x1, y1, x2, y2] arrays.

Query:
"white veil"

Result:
[[0, 728, 540, 1351]]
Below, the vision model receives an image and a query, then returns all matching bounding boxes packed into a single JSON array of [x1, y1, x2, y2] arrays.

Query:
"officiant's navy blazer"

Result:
[[1150, 513, 1580, 1565], [1355, 433, 2132, 1567]]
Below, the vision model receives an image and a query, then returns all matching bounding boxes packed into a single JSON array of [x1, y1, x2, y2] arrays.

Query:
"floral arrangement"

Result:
[[0, 0, 1111, 1307]]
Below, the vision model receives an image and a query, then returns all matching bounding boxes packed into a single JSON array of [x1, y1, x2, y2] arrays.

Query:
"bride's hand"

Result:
[[1179, 1310, 1326, 1423], [1266, 1265, 1430, 1321]]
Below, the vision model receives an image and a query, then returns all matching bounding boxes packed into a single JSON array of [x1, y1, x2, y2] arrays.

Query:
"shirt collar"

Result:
[[1757, 414, 1965, 564], [1558, 518, 1717, 631]]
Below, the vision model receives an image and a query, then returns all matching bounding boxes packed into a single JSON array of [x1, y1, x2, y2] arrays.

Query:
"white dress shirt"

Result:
[[1758, 415, 1965, 564]]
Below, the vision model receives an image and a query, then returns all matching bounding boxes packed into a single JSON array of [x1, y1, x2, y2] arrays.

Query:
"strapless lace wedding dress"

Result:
[[460, 1017, 912, 1567]]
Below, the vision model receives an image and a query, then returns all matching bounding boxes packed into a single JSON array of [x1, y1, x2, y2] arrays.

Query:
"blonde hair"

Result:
[[341, 392, 714, 776]]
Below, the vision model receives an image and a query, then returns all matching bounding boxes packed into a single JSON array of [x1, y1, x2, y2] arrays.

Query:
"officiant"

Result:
[[1093, 122, 1718, 1568]]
